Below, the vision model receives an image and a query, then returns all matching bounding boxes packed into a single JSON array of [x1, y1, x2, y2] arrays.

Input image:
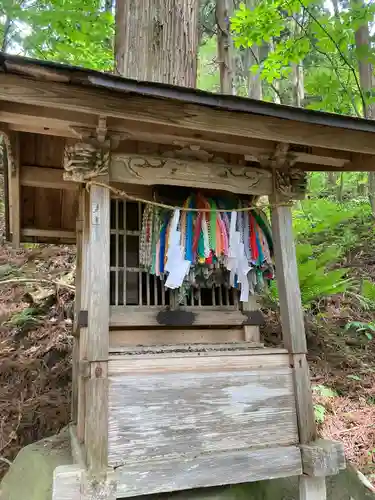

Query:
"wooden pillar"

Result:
[[10, 131, 20, 248], [270, 197, 327, 500], [84, 181, 110, 475]]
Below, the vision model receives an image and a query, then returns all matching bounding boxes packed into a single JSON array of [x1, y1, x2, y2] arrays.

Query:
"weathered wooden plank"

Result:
[[21, 228, 75, 240], [115, 446, 302, 498], [299, 476, 327, 500], [109, 342, 264, 357], [301, 439, 346, 477], [85, 182, 110, 474], [110, 328, 249, 347], [271, 201, 307, 354], [271, 197, 327, 498], [87, 183, 110, 361], [108, 366, 298, 466], [108, 350, 289, 375], [111, 153, 273, 195], [21, 165, 78, 190], [85, 366, 109, 473], [2, 74, 375, 155], [110, 306, 254, 328]]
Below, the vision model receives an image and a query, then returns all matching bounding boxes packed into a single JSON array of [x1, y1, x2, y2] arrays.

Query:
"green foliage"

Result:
[[313, 384, 338, 398], [314, 403, 326, 424], [268, 242, 351, 307], [232, 0, 375, 114], [8, 307, 42, 329], [1, 0, 114, 70], [345, 321, 375, 340]]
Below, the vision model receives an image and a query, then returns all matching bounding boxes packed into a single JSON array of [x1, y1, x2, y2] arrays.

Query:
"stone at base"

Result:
[[0, 427, 72, 500], [1, 429, 374, 500]]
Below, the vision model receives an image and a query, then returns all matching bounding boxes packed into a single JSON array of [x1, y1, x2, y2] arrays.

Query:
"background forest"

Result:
[[2, 0, 375, 490]]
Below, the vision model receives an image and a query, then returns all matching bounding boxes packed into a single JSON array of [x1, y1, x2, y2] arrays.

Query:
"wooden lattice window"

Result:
[[109, 198, 239, 309]]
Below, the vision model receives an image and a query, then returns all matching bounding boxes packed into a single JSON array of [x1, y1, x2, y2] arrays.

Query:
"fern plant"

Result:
[[268, 243, 352, 308]]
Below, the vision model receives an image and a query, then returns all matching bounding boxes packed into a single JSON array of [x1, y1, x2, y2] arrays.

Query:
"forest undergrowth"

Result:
[[1, 178, 375, 483]]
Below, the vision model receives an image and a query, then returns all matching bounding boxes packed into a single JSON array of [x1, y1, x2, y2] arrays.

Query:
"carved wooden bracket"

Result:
[[64, 117, 126, 182], [274, 168, 308, 199]]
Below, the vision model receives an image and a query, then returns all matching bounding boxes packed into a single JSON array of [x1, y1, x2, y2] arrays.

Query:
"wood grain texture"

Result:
[[301, 439, 346, 477], [115, 446, 302, 497], [271, 201, 306, 354], [110, 328, 248, 347], [87, 183, 110, 360], [111, 153, 273, 195], [20, 165, 78, 190], [77, 189, 89, 443], [110, 307, 248, 328], [108, 363, 298, 467], [292, 353, 317, 444], [85, 370, 109, 473], [108, 350, 289, 374], [2, 74, 375, 155], [299, 476, 327, 500], [85, 183, 110, 473]]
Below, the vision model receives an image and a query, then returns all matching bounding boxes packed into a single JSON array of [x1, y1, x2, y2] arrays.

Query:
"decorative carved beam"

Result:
[[110, 152, 274, 196]]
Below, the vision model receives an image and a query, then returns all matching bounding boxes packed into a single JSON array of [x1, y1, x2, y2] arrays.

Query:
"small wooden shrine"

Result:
[[2, 52, 375, 500]]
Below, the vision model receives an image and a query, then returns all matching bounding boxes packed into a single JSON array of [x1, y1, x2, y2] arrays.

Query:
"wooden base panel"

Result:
[[109, 327, 251, 347], [115, 446, 302, 498]]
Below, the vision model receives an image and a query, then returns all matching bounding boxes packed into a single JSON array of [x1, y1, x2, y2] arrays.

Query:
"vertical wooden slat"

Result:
[[161, 280, 165, 306], [115, 199, 119, 306], [198, 287, 202, 306], [85, 182, 110, 474], [138, 202, 142, 306], [154, 275, 158, 306], [123, 200, 127, 305], [10, 132, 20, 248], [146, 274, 151, 306], [225, 286, 229, 306], [271, 196, 325, 499], [211, 287, 216, 306]]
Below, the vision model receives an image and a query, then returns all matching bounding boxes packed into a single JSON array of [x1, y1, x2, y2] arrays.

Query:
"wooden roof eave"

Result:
[[1, 60, 375, 171]]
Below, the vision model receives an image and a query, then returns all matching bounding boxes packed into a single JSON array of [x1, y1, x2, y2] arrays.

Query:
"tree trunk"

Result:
[[244, 0, 262, 99], [216, 0, 234, 94], [352, 1, 375, 215], [115, 0, 199, 87]]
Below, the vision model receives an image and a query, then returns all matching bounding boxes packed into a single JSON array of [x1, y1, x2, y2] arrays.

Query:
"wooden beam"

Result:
[[1, 74, 375, 155], [9, 123, 76, 138], [111, 153, 273, 195], [21, 228, 75, 239], [110, 307, 262, 328], [301, 439, 345, 477], [21, 166, 78, 190]]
